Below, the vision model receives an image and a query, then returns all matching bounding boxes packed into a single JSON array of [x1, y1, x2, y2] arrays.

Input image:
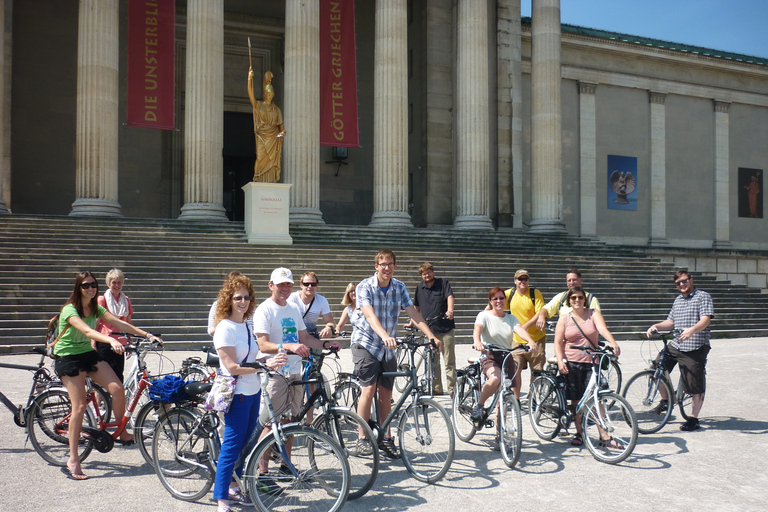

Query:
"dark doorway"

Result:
[[223, 112, 256, 221]]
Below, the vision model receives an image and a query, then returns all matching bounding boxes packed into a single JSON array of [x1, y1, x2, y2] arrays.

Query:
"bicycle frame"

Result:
[[641, 333, 688, 407], [0, 347, 57, 427]]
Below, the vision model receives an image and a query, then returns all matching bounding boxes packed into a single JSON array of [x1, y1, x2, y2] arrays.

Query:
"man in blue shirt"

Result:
[[351, 249, 439, 458]]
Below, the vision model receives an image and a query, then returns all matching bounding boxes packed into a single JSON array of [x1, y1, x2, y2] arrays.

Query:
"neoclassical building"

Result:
[[1, 0, 767, 250]]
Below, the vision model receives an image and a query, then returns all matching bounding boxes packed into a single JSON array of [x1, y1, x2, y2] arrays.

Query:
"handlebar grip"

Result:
[[241, 361, 270, 371]]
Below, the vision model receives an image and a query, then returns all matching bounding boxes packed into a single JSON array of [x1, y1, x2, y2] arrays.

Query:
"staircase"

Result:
[[1, 215, 766, 352]]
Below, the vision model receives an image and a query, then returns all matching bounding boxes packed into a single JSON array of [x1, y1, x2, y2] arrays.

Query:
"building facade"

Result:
[[1, 0, 767, 249]]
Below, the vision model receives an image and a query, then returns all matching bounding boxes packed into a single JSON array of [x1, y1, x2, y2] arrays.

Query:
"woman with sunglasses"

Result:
[[53, 271, 161, 481], [335, 282, 360, 334], [211, 273, 286, 512], [553, 286, 621, 447]]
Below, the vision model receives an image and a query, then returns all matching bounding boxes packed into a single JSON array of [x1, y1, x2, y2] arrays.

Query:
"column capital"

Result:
[[714, 100, 731, 113], [578, 81, 598, 95], [648, 91, 667, 104]]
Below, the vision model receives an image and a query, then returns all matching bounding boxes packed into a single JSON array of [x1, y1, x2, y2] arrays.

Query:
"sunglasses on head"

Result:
[[80, 282, 98, 289]]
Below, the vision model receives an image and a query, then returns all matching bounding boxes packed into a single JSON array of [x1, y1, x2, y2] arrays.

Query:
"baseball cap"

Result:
[[270, 267, 294, 285], [514, 269, 529, 279]]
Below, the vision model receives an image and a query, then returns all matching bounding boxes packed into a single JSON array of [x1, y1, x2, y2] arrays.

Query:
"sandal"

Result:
[[570, 433, 583, 446], [598, 436, 624, 450]]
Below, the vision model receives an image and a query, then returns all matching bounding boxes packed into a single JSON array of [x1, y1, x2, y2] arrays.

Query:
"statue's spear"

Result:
[[248, 36, 252, 68]]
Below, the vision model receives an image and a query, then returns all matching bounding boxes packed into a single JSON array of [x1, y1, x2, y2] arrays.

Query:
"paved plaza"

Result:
[[1, 337, 766, 512]]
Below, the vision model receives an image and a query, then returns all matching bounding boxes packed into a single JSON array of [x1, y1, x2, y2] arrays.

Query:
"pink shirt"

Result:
[[563, 311, 598, 364], [97, 293, 133, 343]]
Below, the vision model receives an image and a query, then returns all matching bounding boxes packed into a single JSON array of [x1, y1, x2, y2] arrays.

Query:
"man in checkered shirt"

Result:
[[646, 270, 714, 432], [351, 249, 439, 458]]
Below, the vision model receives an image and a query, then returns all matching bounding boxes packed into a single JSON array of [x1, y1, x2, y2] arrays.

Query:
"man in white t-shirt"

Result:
[[252, 267, 341, 484], [287, 271, 336, 338]]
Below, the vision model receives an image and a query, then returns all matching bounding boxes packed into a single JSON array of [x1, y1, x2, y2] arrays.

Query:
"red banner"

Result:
[[320, 0, 360, 147], [127, 0, 175, 130]]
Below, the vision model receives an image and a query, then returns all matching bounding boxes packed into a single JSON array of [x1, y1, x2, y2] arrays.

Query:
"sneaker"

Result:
[[228, 487, 252, 505], [650, 399, 669, 416], [379, 436, 401, 459], [256, 474, 282, 496], [470, 404, 484, 422], [276, 464, 293, 482], [354, 437, 374, 457], [680, 417, 701, 431]]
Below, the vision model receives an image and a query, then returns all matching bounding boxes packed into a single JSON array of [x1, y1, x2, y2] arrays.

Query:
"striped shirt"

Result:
[[351, 274, 414, 361], [667, 288, 714, 351]]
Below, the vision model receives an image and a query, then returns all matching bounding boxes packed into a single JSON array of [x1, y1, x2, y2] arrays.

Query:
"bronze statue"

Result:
[[248, 69, 286, 183]]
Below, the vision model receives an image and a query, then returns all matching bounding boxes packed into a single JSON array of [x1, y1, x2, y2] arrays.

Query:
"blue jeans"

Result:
[[213, 392, 261, 500]]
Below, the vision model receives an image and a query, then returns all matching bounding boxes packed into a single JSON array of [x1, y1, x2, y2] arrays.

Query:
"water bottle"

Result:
[[277, 344, 291, 378]]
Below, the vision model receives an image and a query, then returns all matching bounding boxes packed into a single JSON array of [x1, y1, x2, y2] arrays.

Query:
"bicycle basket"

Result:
[[149, 374, 188, 403]]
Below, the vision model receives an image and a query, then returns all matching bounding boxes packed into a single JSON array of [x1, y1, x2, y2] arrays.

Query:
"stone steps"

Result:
[[0, 215, 765, 351]]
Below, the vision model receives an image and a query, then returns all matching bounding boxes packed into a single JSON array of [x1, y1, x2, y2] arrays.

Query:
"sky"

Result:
[[521, 0, 768, 59]]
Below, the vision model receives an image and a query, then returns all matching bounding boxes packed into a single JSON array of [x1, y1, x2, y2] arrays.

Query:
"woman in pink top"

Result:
[[95, 268, 134, 382], [553, 286, 620, 447]]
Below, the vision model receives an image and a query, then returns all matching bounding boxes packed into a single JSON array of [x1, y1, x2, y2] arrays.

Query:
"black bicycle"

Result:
[[621, 329, 694, 434]]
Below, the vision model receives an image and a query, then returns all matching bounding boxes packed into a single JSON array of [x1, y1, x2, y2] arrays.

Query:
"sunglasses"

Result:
[[675, 278, 690, 286], [301, 282, 318, 287], [570, 295, 585, 301], [490, 297, 506, 302], [517, 276, 529, 281], [232, 295, 251, 302], [80, 282, 98, 289]]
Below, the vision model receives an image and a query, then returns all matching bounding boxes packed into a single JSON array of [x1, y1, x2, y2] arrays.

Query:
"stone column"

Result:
[[454, 0, 493, 230], [0, 0, 8, 214], [648, 91, 668, 245], [578, 82, 597, 237], [529, 0, 564, 232], [283, 0, 324, 224], [713, 100, 732, 248], [70, 0, 121, 216], [179, 0, 227, 221], [497, 0, 522, 228], [369, 0, 411, 227]]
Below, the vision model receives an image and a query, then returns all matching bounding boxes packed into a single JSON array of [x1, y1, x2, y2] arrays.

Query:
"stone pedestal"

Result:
[[242, 182, 293, 245]]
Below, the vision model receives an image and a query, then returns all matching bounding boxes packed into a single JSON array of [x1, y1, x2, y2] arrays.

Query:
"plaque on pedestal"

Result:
[[242, 182, 292, 245]]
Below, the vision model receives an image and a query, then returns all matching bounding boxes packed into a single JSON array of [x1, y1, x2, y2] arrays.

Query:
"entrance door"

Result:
[[223, 112, 256, 221]]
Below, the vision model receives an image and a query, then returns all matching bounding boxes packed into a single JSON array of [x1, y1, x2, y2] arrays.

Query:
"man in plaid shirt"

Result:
[[351, 249, 439, 458], [646, 270, 714, 432]]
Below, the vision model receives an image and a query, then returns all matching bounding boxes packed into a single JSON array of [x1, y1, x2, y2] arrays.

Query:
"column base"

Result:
[[69, 198, 122, 217], [454, 215, 494, 230], [712, 239, 733, 249], [178, 202, 229, 222], [289, 207, 325, 225], [527, 218, 566, 233], [0, 198, 9, 214], [648, 237, 670, 247], [369, 211, 413, 228]]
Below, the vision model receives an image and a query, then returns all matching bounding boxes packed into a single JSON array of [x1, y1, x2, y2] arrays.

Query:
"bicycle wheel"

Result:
[[134, 400, 180, 465], [180, 365, 210, 383], [26, 389, 95, 467], [398, 397, 455, 483], [605, 359, 622, 394], [394, 345, 417, 393], [528, 376, 564, 441], [452, 373, 478, 442], [332, 379, 361, 411], [242, 426, 350, 512], [622, 370, 674, 434], [677, 379, 693, 421], [499, 390, 522, 468], [152, 407, 215, 501], [582, 392, 638, 464], [312, 407, 379, 500], [85, 382, 113, 425]]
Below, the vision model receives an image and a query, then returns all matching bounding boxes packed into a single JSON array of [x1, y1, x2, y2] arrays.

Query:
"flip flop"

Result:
[[61, 466, 89, 481], [570, 433, 583, 446]]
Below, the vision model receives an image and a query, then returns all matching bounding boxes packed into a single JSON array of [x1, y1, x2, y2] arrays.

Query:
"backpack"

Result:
[[45, 314, 69, 348], [505, 288, 537, 310]]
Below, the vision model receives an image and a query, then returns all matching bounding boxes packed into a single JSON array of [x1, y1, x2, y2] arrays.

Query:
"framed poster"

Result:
[[607, 155, 638, 211], [738, 167, 762, 219]]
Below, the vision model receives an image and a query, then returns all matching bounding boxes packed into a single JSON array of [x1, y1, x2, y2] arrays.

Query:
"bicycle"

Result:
[[26, 336, 159, 467], [393, 316, 444, 394], [179, 346, 219, 383], [363, 333, 455, 483], [452, 343, 525, 468], [528, 344, 638, 464], [288, 346, 379, 499], [151, 362, 351, 512], [621, 329, 694, 434]]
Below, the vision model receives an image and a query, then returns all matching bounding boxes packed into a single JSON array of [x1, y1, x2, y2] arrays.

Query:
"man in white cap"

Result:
[[252, 267, 341, 490]]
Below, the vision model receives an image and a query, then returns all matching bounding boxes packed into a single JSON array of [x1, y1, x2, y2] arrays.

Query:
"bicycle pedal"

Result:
[[484, 419, 495, 429]]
